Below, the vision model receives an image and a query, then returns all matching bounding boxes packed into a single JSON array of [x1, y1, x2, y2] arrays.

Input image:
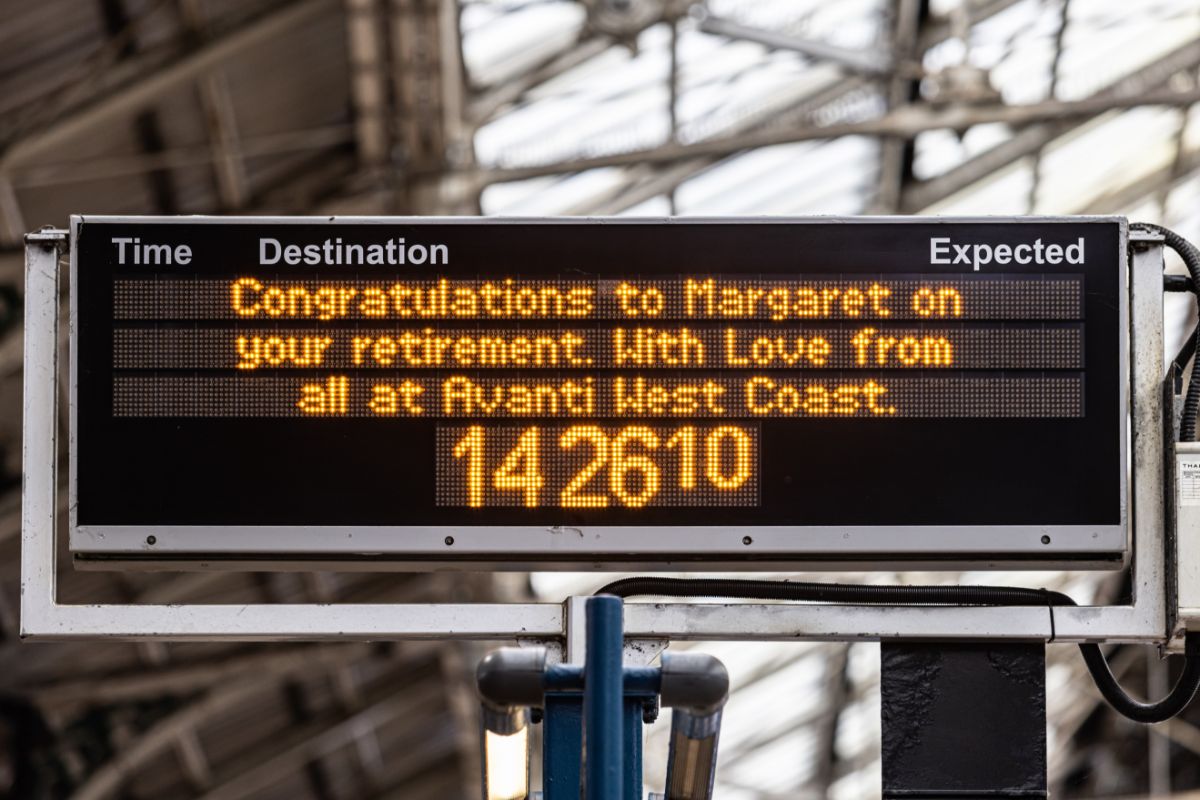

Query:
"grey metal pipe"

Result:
[[476, 646, 548, 711], [659, 652, 729, 716]]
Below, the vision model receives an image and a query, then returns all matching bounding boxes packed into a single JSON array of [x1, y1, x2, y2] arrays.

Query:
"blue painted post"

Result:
[[585, 595, 624, 800], [543, 694, 583, 800], [622, 697, 644, 800]]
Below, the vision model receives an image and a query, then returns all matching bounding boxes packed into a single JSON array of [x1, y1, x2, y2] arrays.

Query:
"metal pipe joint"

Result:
[[476, 646, 548, 711], [659, 651, 729, 716]]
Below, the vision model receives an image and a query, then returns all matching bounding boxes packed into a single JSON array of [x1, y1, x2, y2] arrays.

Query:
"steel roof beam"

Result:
[[73, 656, 441, 800], [916, 0, 1025, 52], [70, 681, 269, 800], [97, 0, 179, 214], [179, 0, 250, 210], [6, 125, 354, 187], [468, 34, 611, 128], [390, 0, 474, 212], [558, 62, 884, 213], [1026, 0, 1071, 213], [0, 0, 336, 171], [1074, 141, 1200, 216], [345, 0, 392, 168], [902, 36, 1200, 212], [810, 644, 851, 794], [28, 643, 377, 709], [364, 728, 463, 800], [465, 0, 693, 132], [696, 11, 893, 77], [0, 178, 24, 247], [471, 84, 1200, 185], [489, 0, 1080, 211], [196, 682, 444, 800], [871, 0, 927, 213], [555, 71, 872, 215]]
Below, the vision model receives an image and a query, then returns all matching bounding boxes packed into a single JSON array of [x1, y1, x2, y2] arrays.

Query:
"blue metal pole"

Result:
[[543, 694, 583, 800], [622, 697, 644, 800], [585, 595, 624, 800]]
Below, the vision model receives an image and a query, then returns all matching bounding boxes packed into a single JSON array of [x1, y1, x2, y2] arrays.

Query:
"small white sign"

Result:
[[1180, 458, 1200, 506]]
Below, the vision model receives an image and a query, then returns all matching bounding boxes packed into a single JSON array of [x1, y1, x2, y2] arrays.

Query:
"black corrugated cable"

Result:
[[1137, 222, 1200, 439], [596, 577, 1200, 724], [1165, 274, 1196, 292]]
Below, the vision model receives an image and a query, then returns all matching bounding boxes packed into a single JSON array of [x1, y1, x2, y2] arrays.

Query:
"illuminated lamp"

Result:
[[480, 705, 529, 800], [660, 652, 729, 800], [476, 647, 547, 800]]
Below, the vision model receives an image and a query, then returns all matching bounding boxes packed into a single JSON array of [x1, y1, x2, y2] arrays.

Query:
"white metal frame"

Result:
[[21, 225, 1171, 644]]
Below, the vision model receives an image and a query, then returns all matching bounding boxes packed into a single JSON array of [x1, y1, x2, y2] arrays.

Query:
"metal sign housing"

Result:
[[66, 215, 1128, 569], [20, 222, 1170, 644]]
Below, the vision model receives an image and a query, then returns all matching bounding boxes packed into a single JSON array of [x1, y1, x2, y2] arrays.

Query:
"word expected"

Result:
[[930, 236, 1084, 271], [437, 424, 760, 508]]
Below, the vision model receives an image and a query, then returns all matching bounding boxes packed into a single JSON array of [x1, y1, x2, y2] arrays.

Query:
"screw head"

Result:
[[444, 536, 455, 546], [1040, 535, 1051, 545], [742, 536, 753, 546]]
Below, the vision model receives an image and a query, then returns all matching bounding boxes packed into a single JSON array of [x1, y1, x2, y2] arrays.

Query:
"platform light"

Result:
[[660, 652, 729, 800], [664, 709, 722, 800], [480, 705, 529, 800], [476, 647, 546, 800]]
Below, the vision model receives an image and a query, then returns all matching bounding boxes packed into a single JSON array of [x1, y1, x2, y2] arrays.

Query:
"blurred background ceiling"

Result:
[[4, 0, 1200, 797]]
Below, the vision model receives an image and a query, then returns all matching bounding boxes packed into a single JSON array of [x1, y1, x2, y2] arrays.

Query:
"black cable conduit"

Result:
[[1137, 222, 1200, 438], [596, 577, 1200, 724]]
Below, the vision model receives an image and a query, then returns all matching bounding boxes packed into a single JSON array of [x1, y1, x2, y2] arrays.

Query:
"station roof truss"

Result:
[[3, 0, 1200, 797]]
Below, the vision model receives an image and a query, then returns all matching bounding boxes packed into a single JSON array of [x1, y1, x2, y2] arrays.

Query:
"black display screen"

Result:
[[73, 219, 1123, 532]]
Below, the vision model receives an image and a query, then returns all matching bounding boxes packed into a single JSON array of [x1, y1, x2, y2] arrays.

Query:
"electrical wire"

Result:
[[598, 576, 1074, 606], [596, 576, 1200, 724], [1173, 328, 1197, 394], [1164, 274, 1196, 292]]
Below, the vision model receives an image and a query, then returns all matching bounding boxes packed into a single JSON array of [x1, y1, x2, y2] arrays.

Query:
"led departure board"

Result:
[[70, 217, 1128, 567]]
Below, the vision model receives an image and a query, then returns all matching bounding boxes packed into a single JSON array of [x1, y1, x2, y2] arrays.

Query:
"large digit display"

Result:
[[69, 217, 1127, 567]]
